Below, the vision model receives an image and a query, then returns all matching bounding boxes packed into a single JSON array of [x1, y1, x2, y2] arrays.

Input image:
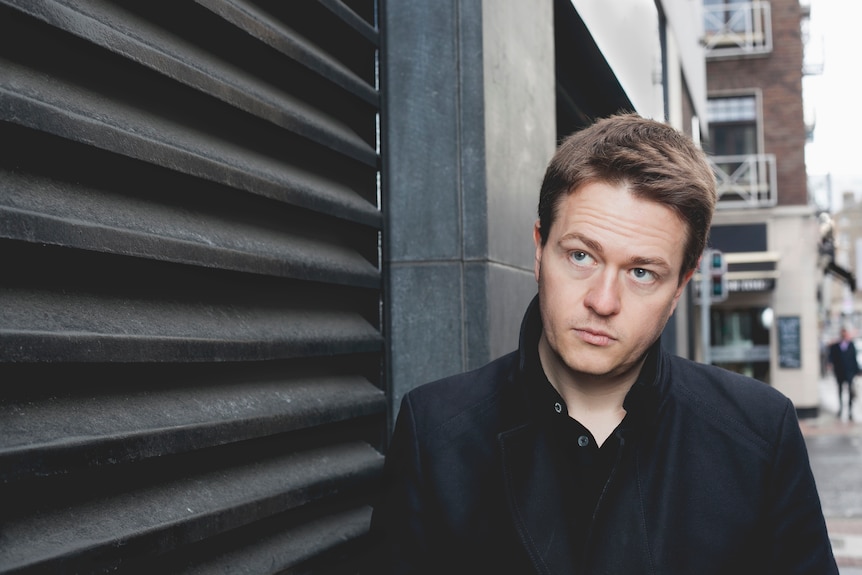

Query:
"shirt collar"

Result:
[[518, 293, 662, 431]]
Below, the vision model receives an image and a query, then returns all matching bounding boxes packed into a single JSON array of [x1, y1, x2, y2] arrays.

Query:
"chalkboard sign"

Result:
[[777, 315, 801, 369]]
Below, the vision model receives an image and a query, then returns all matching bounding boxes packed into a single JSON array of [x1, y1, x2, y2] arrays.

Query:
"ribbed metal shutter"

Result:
[[0, 1, 385, 573]]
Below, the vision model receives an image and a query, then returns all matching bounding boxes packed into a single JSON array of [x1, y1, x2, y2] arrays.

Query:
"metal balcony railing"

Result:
[[703, 1, 772, 57], [709, 153, 777, 208]]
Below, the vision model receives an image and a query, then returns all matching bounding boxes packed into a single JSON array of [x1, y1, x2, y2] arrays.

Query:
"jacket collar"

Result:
[[502, 295, 667, 572], [516, 293, 665, 432]]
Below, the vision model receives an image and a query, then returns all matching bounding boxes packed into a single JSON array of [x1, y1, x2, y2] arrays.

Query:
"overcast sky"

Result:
[[803, 0, 862, 179]]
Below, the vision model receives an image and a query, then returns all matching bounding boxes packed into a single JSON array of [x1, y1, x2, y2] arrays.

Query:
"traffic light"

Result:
[[709, 249, 728, 302]]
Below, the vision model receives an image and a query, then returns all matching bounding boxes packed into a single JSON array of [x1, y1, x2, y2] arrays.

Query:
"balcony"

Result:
[[703, 1, 772, 58], [709, 153, 777, 208]]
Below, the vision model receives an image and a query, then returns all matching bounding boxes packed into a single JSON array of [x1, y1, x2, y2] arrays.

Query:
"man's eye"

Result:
[[632, 268, 655, 283], [570, 251, 592, 264]]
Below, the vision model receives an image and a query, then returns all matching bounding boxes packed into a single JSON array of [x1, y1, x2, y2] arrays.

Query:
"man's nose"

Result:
[[584, 271, 621, 316]]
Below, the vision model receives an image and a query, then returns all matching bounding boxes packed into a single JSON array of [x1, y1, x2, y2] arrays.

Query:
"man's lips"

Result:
[[574, 328, 614, 346]]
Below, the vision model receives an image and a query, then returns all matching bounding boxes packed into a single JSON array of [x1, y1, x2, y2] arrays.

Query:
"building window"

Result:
[[706, 95, 777, 207], [710, 306, 772, 382], [707, 95, 758, 156], [703, 0, 773, 56], [704, 0, 747, 35]]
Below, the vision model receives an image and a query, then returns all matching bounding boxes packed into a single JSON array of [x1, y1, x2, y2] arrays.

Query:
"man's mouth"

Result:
[[575, 328, 613, 346]]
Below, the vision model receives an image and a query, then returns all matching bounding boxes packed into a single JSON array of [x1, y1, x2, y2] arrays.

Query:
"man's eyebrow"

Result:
[[560, 233, 672, 271], [559, 233, 602, 254], [627, 255, 672, 271]]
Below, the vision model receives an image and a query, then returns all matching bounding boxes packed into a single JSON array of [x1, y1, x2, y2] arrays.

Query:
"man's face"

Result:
[[533, 181, 694, 384]]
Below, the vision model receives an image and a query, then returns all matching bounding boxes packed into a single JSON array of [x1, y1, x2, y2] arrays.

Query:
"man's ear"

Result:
[[671, 268, 696, 310], [533, 221, 542, 282], [677, 255, 702, 303], [679, 268, 696, 290]]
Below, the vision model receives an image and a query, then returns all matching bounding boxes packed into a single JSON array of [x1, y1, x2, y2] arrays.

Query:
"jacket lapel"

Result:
[[499, 422, 576, 575]]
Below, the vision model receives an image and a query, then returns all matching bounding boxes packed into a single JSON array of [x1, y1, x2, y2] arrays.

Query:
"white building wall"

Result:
[[572, 0, 707, 123], [570, 0, 663, 118], [771, 208, 822, 409], [661, 0, 708, 122]]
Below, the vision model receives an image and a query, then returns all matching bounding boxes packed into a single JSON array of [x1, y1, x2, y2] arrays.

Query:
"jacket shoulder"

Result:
[[665, 354, 796, 457], [398, 351, 520, 443]]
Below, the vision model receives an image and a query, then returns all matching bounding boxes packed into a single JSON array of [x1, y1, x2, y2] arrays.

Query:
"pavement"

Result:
[[800, 375, 862, 573]]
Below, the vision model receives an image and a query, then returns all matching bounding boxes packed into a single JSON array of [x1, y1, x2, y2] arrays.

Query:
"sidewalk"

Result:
[[800, 375, 862, 573]]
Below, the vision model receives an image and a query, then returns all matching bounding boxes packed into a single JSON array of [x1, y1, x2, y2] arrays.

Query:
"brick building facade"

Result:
[[701, 0, 822, 415]]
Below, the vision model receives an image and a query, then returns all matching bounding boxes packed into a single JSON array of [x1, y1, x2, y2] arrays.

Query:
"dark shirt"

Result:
[[522, 308, 656, 569]]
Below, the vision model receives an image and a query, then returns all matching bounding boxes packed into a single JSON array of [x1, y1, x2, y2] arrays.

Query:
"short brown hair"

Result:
[[537, 113, 717, 280]]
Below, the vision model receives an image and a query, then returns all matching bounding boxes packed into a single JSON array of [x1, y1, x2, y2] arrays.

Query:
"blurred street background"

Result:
[[802, 377, 862, 573]]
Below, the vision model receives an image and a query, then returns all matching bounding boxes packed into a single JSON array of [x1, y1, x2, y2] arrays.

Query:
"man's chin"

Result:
[[564, 358, 616, 379]]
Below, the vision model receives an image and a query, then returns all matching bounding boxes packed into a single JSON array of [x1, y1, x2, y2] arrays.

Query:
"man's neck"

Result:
[[561, 386, 628, 447], [538, 336, 642, 445]]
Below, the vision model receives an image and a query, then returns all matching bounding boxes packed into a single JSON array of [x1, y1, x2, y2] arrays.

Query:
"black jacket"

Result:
[[367, 297, 837, 574]]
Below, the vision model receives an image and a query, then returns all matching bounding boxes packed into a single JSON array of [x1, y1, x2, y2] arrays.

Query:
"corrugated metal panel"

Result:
[[0, 0, 385, 573]]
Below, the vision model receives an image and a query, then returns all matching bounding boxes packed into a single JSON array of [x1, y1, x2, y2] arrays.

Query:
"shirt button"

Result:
[[554, 402, 563, 414], [578, 435, 590, 447]]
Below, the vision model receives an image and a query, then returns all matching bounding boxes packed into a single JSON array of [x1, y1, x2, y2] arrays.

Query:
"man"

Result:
[[829, 327, 858, 420], [366, 114, 837, 574]]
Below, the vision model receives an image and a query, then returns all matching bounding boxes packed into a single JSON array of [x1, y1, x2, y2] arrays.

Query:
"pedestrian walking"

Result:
[[828, 327, 859, 420]]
